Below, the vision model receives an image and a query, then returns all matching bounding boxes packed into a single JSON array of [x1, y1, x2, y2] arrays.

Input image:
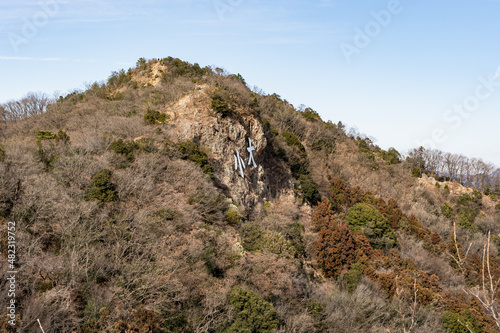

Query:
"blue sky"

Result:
[[1, 0, 499, 166]]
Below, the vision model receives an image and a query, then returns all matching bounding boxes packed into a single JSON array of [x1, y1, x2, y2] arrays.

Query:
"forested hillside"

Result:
[[1, 57, 500, 333]]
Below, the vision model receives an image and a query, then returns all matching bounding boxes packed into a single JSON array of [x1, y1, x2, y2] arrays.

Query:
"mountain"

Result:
[[1, 57, 500, 333]]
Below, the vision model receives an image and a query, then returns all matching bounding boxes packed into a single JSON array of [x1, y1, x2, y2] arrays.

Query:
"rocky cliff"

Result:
[[162, 84, 294, 209]]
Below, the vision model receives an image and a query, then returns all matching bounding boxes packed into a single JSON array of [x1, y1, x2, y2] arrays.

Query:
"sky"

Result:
[[1, 0, 499, 166]]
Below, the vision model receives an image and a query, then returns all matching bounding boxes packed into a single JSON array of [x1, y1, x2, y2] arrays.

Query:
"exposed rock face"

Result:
[[419, 173, 473, 195], [165, 85, 293, 209]]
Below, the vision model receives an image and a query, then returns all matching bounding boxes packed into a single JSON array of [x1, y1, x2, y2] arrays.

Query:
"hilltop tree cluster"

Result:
[[0, 91, 53, 122], [407, 147, 498, 192]]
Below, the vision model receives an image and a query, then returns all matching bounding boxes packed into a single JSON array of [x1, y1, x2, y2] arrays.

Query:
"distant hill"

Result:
[[0, 57, 500, 333]]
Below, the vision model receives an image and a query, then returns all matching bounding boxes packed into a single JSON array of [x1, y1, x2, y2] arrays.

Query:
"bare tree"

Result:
[[469, 158, 481, 189], [406, 147, 426, 173], [476, 160, 495, 191], [492, 169, 500, 194], [450, 222, 472, 277], [457, 155, 467, 185], [463, 157, 473, 187], [407, 147, 498, 190], [0, 92, 53, 121], [394, 277, 419, 333], [465, 232, 500, 329], [450, 226, 500, 329], [443, 152, 461, 182], [422, 149, 443, 176]]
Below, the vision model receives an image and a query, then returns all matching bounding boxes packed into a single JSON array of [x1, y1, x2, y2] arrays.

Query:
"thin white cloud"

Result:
[[0, 56, 65, 61]]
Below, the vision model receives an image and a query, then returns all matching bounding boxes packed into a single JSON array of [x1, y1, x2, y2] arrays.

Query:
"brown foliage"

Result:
[[328, 177, 363, 212], [430, 231, 442, 245], [312, 197, 335, 231], [314, 219, 374, 279], [386, 198, 404, 229]]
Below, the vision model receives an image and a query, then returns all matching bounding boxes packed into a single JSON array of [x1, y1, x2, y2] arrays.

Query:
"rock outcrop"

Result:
[[164, 85, 294, 209]]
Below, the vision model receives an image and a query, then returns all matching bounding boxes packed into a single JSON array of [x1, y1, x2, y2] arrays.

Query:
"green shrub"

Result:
[[307, 300, 325, 320], [444, 184, 450, 194], [110, 139, 138, 162], [144, 108, 169, 125], [435, 182, 441, 189], [472, 190, 483, 201], [412, 167, 422, 178], [338, 261, 364, 293], [35, 129, 70, 170], [210, 89, 231, 117], [107, 69, 132, 86], [54, 129, 70, 143], [283, 222, 305, 257], [175, 141, 214, 178], [35, 130, 56, 141], [239, 222, 263, 252], [225, 205, 243, 225], [85, 169, 118, 204], [250, 97, 259, 109], [442, 203, 454, 219], [228, 73, 246, 85], [484, 185, 492, 196], [282, 131, 306, 155], [361, 149, 376, 162], [35, 129, 69, 143], [381, 148, 401, 165], [346, 203, 397, 250], [289, 154, 310, 178], [239, 222, 297, 256], [136, 57, 147, 68], [457, 192, 482, 206], [135, 138, 157, 153], [260, 231, 296, 257], [301, 107, 321, 122], [457, 208, 479, 231], [281, 130, 309, 178], [442, 311, 484, 333], [297, 174, 320, 206], [496, 203, 500, 210], [81, 299, 109, 332], [227, 286, 278, 333], [310, 137, 335, 153], [263, 201, 271, 213], [161, 56, 211, 78]]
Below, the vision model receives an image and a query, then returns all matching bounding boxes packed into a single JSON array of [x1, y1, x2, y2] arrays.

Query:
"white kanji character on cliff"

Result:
[[247, 138, 257, 168], [234, 149, 246, 178]]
